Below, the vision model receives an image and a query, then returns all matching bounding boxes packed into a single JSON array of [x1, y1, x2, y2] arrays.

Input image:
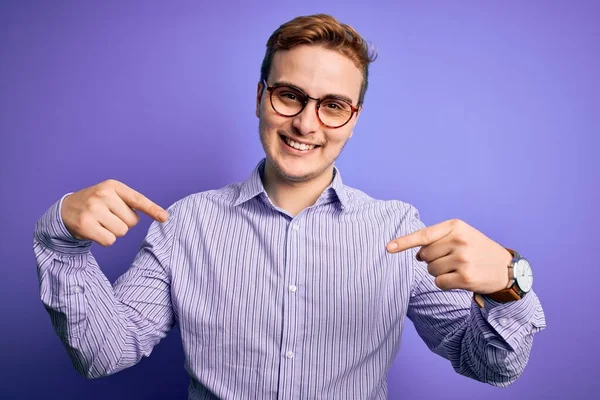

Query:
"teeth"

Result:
[[285, 137, 316, 151]]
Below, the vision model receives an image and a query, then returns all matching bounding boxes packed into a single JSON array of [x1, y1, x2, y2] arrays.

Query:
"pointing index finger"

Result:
[[112, 181, 168, 222], [386, 220, 452, 253]]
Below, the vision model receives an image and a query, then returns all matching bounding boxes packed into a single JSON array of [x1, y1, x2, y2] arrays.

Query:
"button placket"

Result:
[[278, 219, 302, 394]]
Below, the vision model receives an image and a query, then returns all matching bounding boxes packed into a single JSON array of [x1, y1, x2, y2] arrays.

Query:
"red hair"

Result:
[[260, 14, 377, 106]]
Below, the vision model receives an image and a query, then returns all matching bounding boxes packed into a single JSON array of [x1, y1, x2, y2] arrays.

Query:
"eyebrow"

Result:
[[272, 80, 356, 105]]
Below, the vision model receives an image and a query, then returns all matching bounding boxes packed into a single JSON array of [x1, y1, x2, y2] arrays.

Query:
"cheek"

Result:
[[259, 112, 276, 133], [262, 115, 290, 138], [259, 118, 286, 148], [323, 131, 352, 148]]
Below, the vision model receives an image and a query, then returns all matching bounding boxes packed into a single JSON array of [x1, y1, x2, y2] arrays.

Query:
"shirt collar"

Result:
[[233, 158, 350, 211]]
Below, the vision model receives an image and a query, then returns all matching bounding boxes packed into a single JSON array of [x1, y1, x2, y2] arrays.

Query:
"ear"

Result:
[[255, 81, 264, 118]]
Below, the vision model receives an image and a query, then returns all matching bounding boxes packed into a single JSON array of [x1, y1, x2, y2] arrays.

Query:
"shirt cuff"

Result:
[[472, 290, 545, 352], [34, 192, 93, 255]]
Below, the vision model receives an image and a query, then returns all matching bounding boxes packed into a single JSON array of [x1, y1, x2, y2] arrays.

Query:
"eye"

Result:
[[281, 92, 298, 101], [322, 99, 350, 112], [274, 87, 304, 103]]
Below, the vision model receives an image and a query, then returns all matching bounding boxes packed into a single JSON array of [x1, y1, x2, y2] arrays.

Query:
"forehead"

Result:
[[269, 45, 363, 104]]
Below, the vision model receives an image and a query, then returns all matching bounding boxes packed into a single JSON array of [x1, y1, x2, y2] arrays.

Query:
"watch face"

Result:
[[514, 258, 533, 292]]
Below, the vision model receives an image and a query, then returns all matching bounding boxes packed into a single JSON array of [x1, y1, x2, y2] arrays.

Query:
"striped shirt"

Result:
[[33, 158, 546, 399]]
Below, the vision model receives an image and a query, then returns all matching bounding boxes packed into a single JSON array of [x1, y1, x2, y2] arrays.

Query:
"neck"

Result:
[[262, 160, 334, 217]]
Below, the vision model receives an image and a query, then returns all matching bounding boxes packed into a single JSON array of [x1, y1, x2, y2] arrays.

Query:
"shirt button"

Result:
[[291, 224, 299, 231], [289, 285, 297, 293], [73, 286, 84, 294], [499, 317, 509, 326], [285, 351, 295, 359]]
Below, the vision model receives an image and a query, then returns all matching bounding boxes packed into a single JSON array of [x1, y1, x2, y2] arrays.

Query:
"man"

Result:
[[33, 14, 546, 399]]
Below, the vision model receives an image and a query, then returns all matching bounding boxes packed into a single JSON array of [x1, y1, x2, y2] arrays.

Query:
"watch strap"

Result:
[[473, 247, 522, 308]]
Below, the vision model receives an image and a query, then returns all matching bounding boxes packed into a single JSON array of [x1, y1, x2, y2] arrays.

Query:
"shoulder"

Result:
[[342, 184, 426, 238], [164, 181, 244, 218], [344, 185, 421, 221]]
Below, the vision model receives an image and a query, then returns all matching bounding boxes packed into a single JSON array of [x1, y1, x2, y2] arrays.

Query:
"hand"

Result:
[[61, 179, 168, 247], [386, 219, 513, 294]]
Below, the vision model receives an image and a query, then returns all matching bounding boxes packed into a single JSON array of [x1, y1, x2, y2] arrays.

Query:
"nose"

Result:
[[291, 99, 320, 135]]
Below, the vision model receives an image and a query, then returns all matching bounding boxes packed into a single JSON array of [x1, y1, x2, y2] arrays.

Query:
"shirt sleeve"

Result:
[[33, 192, 179, 378], [404, 205, 546, 387]]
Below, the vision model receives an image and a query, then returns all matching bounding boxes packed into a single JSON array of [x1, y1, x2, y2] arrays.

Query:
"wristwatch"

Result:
[[474, 248, 533, 308]]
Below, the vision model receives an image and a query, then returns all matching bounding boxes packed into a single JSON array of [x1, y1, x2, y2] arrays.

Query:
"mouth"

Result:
[[279, 134, 321, 152]]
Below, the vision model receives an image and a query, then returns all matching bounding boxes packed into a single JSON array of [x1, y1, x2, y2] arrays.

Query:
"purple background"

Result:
[[1, 1, 598, 399]]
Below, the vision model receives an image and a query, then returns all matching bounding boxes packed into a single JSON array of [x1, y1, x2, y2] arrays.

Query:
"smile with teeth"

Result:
[[282, 136, 318, 151]]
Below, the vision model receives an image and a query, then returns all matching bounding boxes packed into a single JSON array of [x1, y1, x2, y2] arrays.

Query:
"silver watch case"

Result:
[[508, 250, 533, 294]]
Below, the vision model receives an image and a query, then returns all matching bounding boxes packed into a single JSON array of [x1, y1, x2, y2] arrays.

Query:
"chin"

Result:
[[271, 157, 320, 182]]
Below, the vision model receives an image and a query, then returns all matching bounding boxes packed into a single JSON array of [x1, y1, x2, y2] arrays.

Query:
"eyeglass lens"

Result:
[[270, 86, 353, 128]]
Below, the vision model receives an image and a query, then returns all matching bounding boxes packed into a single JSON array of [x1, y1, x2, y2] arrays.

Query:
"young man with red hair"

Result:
[[34, 14, 545, 399]]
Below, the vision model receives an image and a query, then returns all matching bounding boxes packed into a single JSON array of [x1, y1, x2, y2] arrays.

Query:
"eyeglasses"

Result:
[[263, 80, 359, 129]]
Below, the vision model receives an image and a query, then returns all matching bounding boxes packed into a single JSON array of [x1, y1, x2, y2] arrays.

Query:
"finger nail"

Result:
[[158, 210, 168, 221], [387, 242, 398, 252]]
